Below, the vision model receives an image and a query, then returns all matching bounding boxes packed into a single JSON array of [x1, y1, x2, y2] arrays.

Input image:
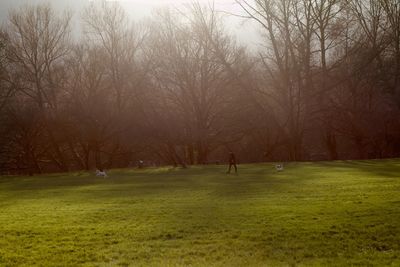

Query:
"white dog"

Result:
[[95, 169, 108, 177], [275, 164, 284, 172]]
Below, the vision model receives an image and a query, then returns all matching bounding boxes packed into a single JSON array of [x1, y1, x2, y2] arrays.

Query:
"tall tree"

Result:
[[3, 4, 71, 172], [81, 1, 147, 169]]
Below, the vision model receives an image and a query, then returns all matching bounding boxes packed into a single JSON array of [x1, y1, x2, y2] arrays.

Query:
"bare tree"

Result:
[[80, 1, 148, 169], [143, 6, 243, 165], [0, 34, 14, 111], [233, 0, 310, 160], [83, 0, 144, 112], [2, 4, 71, 172], [380, 0, 400, 99]]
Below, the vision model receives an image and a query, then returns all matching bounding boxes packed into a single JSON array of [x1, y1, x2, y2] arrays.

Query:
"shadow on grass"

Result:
[[2, 160, 400, 266], [2, 159, 400, 205]]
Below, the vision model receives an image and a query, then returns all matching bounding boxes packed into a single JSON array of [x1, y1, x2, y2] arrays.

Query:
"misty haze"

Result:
[[0, 0, 400, 266]]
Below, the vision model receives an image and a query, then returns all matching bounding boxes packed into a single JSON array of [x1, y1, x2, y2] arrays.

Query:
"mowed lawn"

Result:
[[1, 160, 400, 266]]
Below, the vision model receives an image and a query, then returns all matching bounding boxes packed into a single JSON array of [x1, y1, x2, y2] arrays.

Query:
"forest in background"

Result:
[[0, 0, 400, 175]]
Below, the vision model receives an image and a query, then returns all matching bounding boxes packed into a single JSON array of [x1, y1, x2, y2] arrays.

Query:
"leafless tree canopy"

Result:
[[0, 1, 400, 174]]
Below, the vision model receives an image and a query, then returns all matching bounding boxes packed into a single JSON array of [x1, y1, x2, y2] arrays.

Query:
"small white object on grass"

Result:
[[275, 164, 284, 172], [95, 169, 108, 177]]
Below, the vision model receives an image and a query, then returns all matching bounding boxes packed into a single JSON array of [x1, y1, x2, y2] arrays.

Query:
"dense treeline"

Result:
[[0, 0, 399, 175]]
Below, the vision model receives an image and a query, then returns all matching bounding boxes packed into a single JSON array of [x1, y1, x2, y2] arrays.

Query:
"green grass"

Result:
[[1, 160, 400, 266]]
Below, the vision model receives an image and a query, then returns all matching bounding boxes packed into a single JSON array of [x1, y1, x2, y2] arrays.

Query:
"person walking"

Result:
[[227, 151, 238, 174]]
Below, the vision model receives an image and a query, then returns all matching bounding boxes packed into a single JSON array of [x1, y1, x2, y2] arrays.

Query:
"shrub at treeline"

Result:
[[0, 1, 400, 174]]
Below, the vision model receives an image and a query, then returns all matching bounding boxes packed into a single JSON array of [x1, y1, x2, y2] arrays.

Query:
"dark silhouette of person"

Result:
[[227, 151, 237, 174]]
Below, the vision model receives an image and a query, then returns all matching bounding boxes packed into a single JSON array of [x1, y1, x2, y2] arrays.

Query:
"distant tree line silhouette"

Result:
[[1, 0, 400, 175]]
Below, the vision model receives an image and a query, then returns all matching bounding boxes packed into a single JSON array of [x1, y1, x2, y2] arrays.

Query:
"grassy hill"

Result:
[[1, 160, 400, 266]]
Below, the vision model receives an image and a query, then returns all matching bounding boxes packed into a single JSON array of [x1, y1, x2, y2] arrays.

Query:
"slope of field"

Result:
[[1, 160, 400, 266]]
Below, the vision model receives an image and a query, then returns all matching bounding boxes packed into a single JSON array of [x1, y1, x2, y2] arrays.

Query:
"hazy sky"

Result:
[[0, 0, 260, 48]]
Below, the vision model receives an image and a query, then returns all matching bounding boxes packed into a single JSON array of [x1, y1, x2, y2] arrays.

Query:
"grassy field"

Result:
[[1, 160, 400, 266]]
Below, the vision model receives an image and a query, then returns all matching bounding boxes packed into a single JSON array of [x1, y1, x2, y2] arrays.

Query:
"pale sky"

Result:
[[0, 0, 260, 48]]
